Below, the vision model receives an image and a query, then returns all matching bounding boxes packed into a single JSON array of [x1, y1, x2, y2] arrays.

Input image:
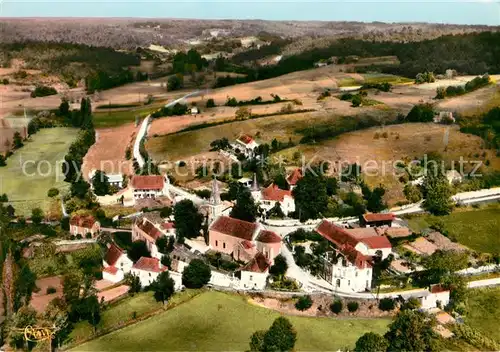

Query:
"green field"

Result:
[[73, 291, 390, 351], [406, 205, 500, 253], [0, 128, 79, 216], [93, 103, 165, 128], [146, 111, 345, 161], [465, 287, 500, 343]]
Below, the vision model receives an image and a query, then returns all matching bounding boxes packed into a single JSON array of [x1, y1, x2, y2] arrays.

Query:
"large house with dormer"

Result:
[[314, 220, 393, 292], [102, 243, 133, 283], [70, 215, 100, 237], [252, 183, 295, 215], [130, 174, 171, 200]]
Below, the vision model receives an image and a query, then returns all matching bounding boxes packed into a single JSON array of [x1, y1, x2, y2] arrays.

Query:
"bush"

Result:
[[47, 188, 59, 197], [330, 299, 343, 314], [378, 298, 396, 311], [295, 295, 313, 311], [206, 98, 216, 108], [31, 85, 57, 98], [46, 286, 57, 294], [76, 234, 82, 240], [85, 232, 93, 239], [347, 301, 359, 312]]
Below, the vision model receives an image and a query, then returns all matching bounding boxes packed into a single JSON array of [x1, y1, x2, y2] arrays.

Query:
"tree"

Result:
[[14, 264, 37, 310], [167, 74, 184, 91], [422, 171, 453, 215], [385, 310, 438, 352], [59, 98, 70, 116], [206, 98, 216, 108], [263, 317, 297, 352], [422, 250, 469, 285], [128, 241, 151, 262], [161, 254, 172, 268], [292, 171, 329, 221], [266, 202, 285, 219], [8, 306, 37, 349], [330, 299, 343, 314], [71, 179, 90, 199], [405, 104, 434, 123], [43, 297, 71, 349], [159, 206, 172, 218], [363, 184, 387, 212], [63, 271, 83, 305], [182, 259, 211, 288], [12, 131, 24, 149], [0, 154, 6, 166], [403, 183, 422, 203], [269, 254, 287, 277], [152, 271, 175, 304], [295, 295, 313, 311], [354, 332, 389, 352], [92, 170, 110, 196], [31, 207, 44, 225], [125, 273, 141, 294], [174, 199, 203, 240], [47, 188, 60, 197], [230, 187, 258, 222], [351, 94, 362, 107], [249, 330, 266, 352]]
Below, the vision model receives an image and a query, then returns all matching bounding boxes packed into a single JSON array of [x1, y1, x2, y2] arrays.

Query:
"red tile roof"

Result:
[[241, 252, 271, 273], [238, 134, 254, 145], [161, 222, 175, 230], [286, 168, 303, 186], [256, 230, 281, 244], [261, 184, 292, 202], [103, 266, 118, 275], [210, 216, 258, 241], [131, 175, 164, 190], [70, 215, 97, 229], [316, 220, 358, 248], [105, 243, 124, 266], [136, 219, 163, 241], [342, 246, 372, 269], [360, 236, 392, 249], [362, 213, 395, 223], [242, 240, 255, 249], [430, 284, 449, 294], [132, 257, 166, 272]]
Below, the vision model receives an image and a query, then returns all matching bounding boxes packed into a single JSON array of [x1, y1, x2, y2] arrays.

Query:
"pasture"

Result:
[[0, 127, 79, 216], [73, 291, 390, 351], [406, 205, 500, 254]]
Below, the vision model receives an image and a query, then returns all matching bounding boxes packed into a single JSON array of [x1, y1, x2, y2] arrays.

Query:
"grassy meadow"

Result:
[[0, 128, 79, 216], [406, 205, 500, 253], [73, 291, 390, 351], [465, 287, 500, 343]]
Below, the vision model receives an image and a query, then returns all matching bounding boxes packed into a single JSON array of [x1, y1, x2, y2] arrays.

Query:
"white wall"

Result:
[[421, 291, 450, 310], [130, 268, 161, 288], [103, 270, 124, 283], [329, 262, 372, 293], [240, 271, 267, 290]]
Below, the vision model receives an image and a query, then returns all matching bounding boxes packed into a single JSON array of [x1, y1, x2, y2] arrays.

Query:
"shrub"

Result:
[[76, 234, 83, 240], [47, 188, 59, 197], [378, 298, 396, 311], [206, 98, 216, 108], [85, 232, 93, 239], [347, 301, 359, 312], [46, 286, 57, 294], [295, 295, 313, 311], [330, 299, 343, 314], [31, 85, 57, 98], [69, 235, 75, 240]]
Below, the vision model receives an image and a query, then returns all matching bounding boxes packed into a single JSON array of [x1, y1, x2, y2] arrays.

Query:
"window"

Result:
[[355, 272, 358, 277], [149, 273, 151, 277], [348, 280, 350, 286], [250, 275, 253, 281], [223, 242, 226, 249], [215, 240, 218, 247], [336, 279, 341, 287]]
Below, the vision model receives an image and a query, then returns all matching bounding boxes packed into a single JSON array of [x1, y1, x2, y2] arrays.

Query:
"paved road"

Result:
[[133, 91, 202, 168]]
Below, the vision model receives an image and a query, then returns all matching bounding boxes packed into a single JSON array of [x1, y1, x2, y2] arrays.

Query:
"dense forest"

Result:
[[0, 41, 141, 89], [221, 32, 500, 87]]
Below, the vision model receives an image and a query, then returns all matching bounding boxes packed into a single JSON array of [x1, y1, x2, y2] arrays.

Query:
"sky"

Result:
[[1, 0, 499, 26]]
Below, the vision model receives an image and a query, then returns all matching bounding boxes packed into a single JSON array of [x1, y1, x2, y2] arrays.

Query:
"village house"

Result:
[[286, 168, 303, 190], [252, 183, 295, 215], [399, 284, 451, 310], [313, 220, 393, 292], [234, 134, 259, 158], [238, 252, 271, 290], [132, 216, 174, 259], [209, 215, 282, 263], [88, 170, 124, 189], [130, 256, 167, 287], [102, 243, 133, 283], [69, 215, 100, 237], [130, 174, 170, 200], [359, 213, 395, 228]]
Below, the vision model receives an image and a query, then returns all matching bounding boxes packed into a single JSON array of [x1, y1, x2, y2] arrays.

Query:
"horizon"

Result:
[[2, 1, 500, 26]]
